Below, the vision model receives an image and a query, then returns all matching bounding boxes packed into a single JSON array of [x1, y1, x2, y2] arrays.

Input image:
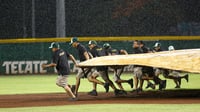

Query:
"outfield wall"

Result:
[[1, 37, 200, 75]]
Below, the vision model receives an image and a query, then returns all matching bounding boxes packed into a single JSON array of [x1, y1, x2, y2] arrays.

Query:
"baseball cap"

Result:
[[103, 43, 111, 49], [154, 42, 161, 48], [168, 45, 175, 51], [88, 40, 97, 45], [49, 42, 60, 49], [69, 37, 78, 45]]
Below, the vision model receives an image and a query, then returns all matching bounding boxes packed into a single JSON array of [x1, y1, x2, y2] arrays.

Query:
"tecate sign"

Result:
[[2, 60, 48, 74]]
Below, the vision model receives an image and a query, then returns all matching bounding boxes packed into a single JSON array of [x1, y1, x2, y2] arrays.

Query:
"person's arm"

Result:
[[42, 52, 57, 69], [120, 49, 128, 55], [83, 51, 90, 60], [42, 63, 56, 69], [88, 52, 93, 58], [69, 54, 78, 66]]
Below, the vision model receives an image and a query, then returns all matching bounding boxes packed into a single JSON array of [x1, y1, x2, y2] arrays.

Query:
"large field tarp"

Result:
[[78, 49, 200, 73]]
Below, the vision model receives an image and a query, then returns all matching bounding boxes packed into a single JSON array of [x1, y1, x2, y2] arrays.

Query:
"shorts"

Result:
[[76, 68, 94, 79], [133, 67, 143, 79], [113, 68, 124, 82], [56, 75, 68, 88], [91, 69, 110, 83], [142, 66, 154, 77], [169, 71, 180, 77], [154, 68, 161, 76]]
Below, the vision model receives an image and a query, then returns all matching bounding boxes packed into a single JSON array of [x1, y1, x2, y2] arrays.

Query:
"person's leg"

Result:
[[113, 69, 124, 90], [74, 68, 85, 96], [133, 67, 143, 90], [115, 68, 133, 89], [64, 85, 76, 98], [88, 71, 104, 85], [173, 79, 180, 88], [172, 71, 189, 82], [56, 75, 76, 100], [87, 71, 104, 96], [100, 70, 126, 95], [139, 79, 144, 91], [133, 76, 138, 90], [101, 70, 117, 90]]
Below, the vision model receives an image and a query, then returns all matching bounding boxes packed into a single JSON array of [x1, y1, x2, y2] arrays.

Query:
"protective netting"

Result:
[[0, 0, 199, 38]]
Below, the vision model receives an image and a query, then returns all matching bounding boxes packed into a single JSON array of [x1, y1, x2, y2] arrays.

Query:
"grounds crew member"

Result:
[[69, 37, 94, 97], [42, 42, 77, 101], [103, 43, 133, 91], [154, 45, 189, 88], [132, 40, 166, 92], [88, 40, 126, 96]]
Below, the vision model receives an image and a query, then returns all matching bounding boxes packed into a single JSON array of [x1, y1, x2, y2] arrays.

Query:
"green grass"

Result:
[[0, 73, 200, 95], [0, 104, 200, 112], [0, 74, 199, 111]]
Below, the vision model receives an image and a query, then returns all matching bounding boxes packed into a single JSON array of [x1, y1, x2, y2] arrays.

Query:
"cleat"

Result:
[[151, 84, 156, 89], [184, 74, 189, 82], [104, 83, 109, 93], [121, 90, 127, 95], [145, 82, 155, 89], [88, 90, 98, 96], [114, 89, 126, 96], [175, 85, 180, 88], [136, 88, 143, 93], [68, 97, 78, 101], [159, 80, 166, 90], [128, 79, 133, 88], [130, 89, 136, 93]]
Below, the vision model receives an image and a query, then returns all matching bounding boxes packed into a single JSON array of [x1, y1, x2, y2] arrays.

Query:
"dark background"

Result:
[[0, 0, 199, 39]]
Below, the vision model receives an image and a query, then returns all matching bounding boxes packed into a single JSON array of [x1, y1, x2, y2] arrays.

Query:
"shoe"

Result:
[[130, 89, 136, 93], [136, 88, 143, 93], [128, 79, 133, 88], [71, 85, 76, 94], [159, 80, 166, 90], [114, 89, 127, 96], [68, 97, 78, 101], [145, 82, 155, 89], [88, 90, 98, 96], [184, 74, 189, 82], [104, 83, 109, 93], [175, 85, 180, 88], [151, 84, 156, 89], [121, 90, 127, 95]]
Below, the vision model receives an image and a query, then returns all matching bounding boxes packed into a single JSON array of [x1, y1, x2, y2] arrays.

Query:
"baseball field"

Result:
[[0, 73, 200, 112]]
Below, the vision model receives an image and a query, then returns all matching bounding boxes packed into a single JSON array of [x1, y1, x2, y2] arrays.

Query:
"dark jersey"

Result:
[[76, 43, 89, 62], [53, 49, 70, 75], [106, 48, 120, 55], [133, 47, 143, 54], [90, 46, 107, 57], [141, 46, 149, 53], [89, 45, 107, 71]]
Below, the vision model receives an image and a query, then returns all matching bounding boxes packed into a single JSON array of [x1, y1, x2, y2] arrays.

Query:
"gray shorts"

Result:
[[154, 68, 161, 76], [56, 75, 68, 88], [91, 70, 110, 83], [169, 71, 180, 77], [133, 67, 143, 79], [76, 68, 94, 79], [113, 68, 124, 82]]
